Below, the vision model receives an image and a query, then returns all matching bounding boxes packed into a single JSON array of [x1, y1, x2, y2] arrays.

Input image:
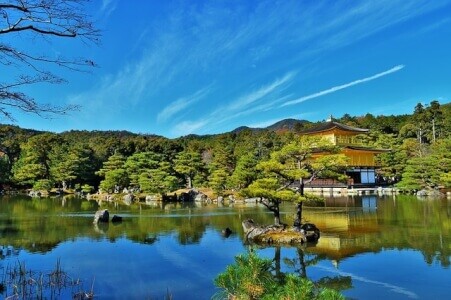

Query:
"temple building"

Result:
[[300, 118, 389, 187]]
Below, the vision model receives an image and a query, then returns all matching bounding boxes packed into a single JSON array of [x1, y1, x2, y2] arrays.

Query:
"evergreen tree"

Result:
[[12, 133, 61, 186], [96, 152, 127, 177], [209, 168, 229, 196], [96, 152, 128, 192], [124, 152, 162, 187], [123, 152, 179, 194], [230, 152, 259, 189], [174, 150, 205, 189], [244, 136, 348, 226], [413, 103, 429, 144], [49, 143, 92, 189], [397, 138, 451, 190], [100, 169, 129, 192], [426, 100, 443, 142]]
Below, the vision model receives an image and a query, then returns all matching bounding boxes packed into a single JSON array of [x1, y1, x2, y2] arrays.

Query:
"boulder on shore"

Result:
[[242, 219, 320, 245], [123, 193, 134, 205], [93, 209, 109, 224], [416, 189, 444, 198]]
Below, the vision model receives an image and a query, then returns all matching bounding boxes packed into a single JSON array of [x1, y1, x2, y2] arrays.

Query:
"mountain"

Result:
[[231, 119, 310, 133], [231, 126, 263, 134], [266, 118, 309, 131]]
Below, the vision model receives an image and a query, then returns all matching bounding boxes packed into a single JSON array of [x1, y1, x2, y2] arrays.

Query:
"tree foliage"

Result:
[[244, 136, 348, 225], [397, 138, 451, 190], [0, 101, 449, 194], [214, 252, 344, 300], [174, 150, 205, 189], [12, 133, 61, 184]]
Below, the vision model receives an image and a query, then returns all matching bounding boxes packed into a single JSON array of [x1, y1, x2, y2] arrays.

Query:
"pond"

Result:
[[0, 194, 449, 299]]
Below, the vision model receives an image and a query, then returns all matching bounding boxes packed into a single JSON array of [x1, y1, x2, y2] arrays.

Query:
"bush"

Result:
[[81, 184, 94, 193], [33, 179, 53, 192], [214, 252, 344, 300]]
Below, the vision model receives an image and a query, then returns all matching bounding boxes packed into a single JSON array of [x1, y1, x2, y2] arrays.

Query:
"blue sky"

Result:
[[3, 0, 451, 138]]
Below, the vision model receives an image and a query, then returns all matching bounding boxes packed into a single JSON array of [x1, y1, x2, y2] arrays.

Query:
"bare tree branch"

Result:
[[0, 0, 99, 120]]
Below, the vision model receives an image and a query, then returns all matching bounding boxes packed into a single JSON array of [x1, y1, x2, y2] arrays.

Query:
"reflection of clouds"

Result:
[[155, 235, 213, 282], [56, 238, 198, 298], [315, 265, 418, 299]]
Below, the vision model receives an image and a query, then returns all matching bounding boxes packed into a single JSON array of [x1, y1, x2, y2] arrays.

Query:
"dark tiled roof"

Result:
[[344, 146, 390, 152], [301, 121, 369, 134]]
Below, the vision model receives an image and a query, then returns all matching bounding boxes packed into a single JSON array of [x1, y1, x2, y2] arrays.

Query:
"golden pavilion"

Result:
[[300, 117, 389, 186]]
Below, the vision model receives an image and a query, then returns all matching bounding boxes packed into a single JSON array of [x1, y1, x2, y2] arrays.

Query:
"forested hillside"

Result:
[[1, 101, 449, 194]]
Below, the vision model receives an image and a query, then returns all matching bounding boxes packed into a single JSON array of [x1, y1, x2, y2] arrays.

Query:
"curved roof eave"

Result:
[[301, 121, 369, 134]]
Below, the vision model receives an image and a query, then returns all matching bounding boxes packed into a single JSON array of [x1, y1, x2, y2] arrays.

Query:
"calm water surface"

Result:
[[0, 195, 449, 299]]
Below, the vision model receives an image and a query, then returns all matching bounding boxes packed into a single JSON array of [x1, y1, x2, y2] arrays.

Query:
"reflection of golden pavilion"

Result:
[[303, 201, 380, 260]]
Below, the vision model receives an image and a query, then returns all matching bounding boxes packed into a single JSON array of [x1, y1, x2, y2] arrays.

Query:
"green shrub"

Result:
[[81, 184, 94, 193], [33, 179, 53, 192], [214, 252, 344, 300]]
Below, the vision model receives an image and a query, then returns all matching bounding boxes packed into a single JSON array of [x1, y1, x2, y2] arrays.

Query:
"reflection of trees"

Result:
[[0, 196, 273, 253], [270, 245, 352, 293], [0, 245, 20, 259], [0, 195, 449, 268], [373, 196, 450, 267]]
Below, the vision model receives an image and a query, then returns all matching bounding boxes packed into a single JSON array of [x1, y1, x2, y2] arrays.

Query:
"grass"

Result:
[[0, 259, 94, 300]]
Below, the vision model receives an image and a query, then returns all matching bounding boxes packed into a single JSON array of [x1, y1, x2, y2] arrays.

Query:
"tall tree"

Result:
[[174, 150, 205, 189], [426, 100, 443, 142], [0, 125, 29, 181], [124, 152, 162, 188], [96, 152, 128, 192], [412, 103, 428, 144], [12, 133, 61, 185], [138, 161, 178, 194], [49, 142, 93, 189], [230, 152, 259, 189], [124, 151, 178, 194], [244, 136, 348, 226], [0, 0, 100, 119], [397, 138, 451, 190]]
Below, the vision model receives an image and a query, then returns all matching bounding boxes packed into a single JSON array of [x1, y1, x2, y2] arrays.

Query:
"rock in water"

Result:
[[222, 227, 232, 237], [300, 223, 320, 242], [111, 215, 123, 223], [242, 219, 321, 245], [93, 209, 109, 223]]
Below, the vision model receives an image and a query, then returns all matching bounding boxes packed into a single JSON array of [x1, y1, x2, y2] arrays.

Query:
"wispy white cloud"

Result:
[[100, 0, 117, 18], [169, 72, 296, 135], [67, 0, 448, 136], [172, 120, 210, 136], [227, 72, 295, 111], [168, 64, 406, 136], [281, 65, 405, 107], [157, 86, 212, 123]]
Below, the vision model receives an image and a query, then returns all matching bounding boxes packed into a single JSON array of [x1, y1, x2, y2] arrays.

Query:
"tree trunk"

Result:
[[432, 118, 436, 142], [293, 201, 303, 228], [273, 247, 283, 281], [297, 248, 307, 278], [300, 177, 305, 196], [294, 177, 305, 228], [274, 205, 281, 226], [187, 176, 192, 189]]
